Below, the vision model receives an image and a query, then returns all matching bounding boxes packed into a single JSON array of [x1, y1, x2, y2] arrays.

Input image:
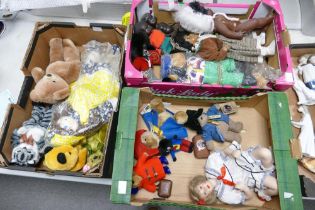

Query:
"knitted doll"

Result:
[[11, 105, 52, 166], [140, 98, 192, 161], [189, 141, 278, 205], [174, 2, 273, 40], [184, 106, 243, 150], [141, 98, 188, 141], [133, 153, 171, 193]]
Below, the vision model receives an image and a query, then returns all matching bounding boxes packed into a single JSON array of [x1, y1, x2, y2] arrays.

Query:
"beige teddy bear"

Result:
[[30, 38, 81, 104]]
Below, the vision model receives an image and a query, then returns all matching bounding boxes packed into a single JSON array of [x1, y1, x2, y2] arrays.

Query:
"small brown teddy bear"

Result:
[[30, 38, 81, 104], [185, 106, 243, 151]]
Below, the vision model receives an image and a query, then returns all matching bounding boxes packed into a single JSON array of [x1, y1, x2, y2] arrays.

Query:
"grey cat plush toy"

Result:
[[11, 105, 52, 166]]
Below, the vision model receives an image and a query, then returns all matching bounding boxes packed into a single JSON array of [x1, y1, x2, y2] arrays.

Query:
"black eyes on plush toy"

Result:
[[224, 105, 232, 112], [57, 153, 67, 164]]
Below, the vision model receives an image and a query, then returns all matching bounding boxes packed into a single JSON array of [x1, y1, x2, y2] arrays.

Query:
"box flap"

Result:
[[268, 93, 303, 210], [289, 138, 302, 159], [268, 92, 292, 151], [111, 88, 140, 204], [281, 30, 291, 47]]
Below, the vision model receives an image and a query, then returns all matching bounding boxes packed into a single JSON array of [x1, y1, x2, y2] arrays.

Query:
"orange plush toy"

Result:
[[133, 153, 170, 192], [134, 129, 160, 160]]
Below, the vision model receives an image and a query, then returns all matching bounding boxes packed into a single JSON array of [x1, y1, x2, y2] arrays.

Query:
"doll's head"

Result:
[[57, 116, 79, 132], [174, 111, 188, 124], [197, 112, 208, 127], [141, 131, 159, 148], [170, 52, 187, 68], [150, 98, 165, 113], [173, 27, 195, 52], [189, 175, 217, 205], [308, 55, 315, 65], [141, 13, 157, 27], [184, 34, 199, 45], [185, 108, 204, 134], [158, 139, 173, 157]]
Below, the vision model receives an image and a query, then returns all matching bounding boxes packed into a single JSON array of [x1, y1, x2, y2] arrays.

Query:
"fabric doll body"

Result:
[[197, 106, 242, 148], [133, 153, 168, 192], [207, 105, 243, 133], [141, 106, 188, 141], [195, 33, 275, 64], [205, 141, 276, 202]]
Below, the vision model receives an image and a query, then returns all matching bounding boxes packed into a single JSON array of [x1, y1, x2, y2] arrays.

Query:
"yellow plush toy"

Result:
[[44, 145, 87, 171]]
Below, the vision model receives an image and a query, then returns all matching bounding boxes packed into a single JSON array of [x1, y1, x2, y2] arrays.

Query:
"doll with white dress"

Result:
[[189, 141, 278, 205]]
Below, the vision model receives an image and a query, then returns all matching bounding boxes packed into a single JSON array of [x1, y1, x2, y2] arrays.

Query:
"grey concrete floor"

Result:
[[0, 174, 190, 210], [0, 173, 314, 210]]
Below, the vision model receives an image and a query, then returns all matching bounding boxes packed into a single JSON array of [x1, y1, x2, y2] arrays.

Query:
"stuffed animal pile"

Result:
[[131, 1, 281, 88], [10, 38, 121, 174], [132, 98, 279, 205]]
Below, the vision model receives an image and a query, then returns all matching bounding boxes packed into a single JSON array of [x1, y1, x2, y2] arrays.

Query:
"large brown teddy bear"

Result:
[[30, 38, 81, 104]]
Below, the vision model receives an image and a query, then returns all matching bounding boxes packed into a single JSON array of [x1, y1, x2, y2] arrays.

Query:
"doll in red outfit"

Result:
[[133, 153, 171, 193]]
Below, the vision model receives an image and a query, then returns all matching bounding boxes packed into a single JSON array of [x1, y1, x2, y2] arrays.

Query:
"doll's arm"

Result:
[[223, 141, 241, 158], [235, 183, 255, 200]]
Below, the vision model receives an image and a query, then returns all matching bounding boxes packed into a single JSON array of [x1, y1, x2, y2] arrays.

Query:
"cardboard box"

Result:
[[287, 44, 315, 182], [111, 87, 303, 209], [0, 22, 125, 177], [124, 0, 292, 97]]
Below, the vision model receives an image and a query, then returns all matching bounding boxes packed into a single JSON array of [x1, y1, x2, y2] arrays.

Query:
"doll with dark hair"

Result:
[[174, 1, 274, 40], [132, 13, 177, 71]]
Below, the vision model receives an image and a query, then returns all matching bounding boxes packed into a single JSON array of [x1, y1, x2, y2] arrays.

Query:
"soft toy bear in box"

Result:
[[30, 38, 81, 104]]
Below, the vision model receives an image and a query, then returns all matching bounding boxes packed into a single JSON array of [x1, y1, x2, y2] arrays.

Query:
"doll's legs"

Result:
[[262, 176, 278, 196], [159, 157, 171, 174], [217, 122, 242, 143], [228, 120, 243, 133], [223, 131, 242, 143], [251, 147, 274, 169], [235, 16, 273, 34]]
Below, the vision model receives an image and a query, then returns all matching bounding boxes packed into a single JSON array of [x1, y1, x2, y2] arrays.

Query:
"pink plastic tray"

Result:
[[124, 0, 293, 97]]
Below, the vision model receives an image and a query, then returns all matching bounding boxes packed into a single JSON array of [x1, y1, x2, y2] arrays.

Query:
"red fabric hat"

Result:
[[133, 57, 149, 71]]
